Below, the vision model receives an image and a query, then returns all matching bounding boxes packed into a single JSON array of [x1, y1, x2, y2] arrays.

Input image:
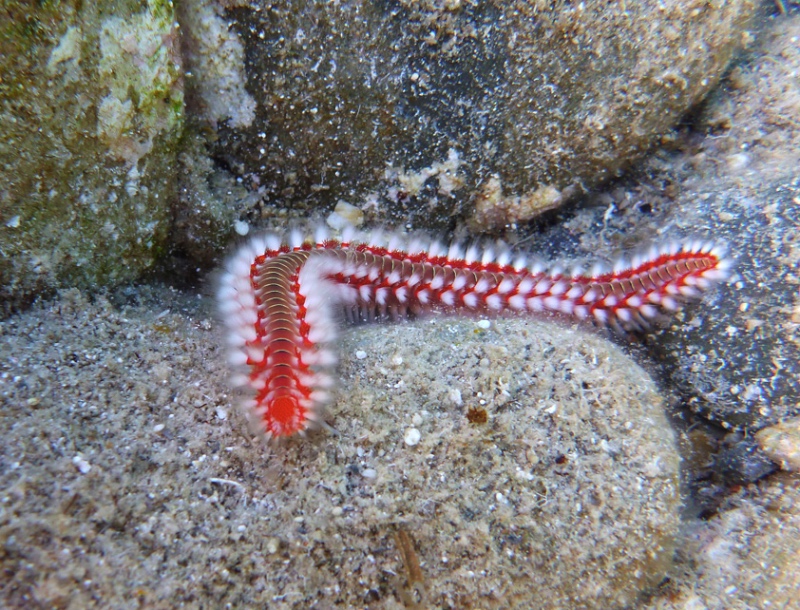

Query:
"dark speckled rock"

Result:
[[520, 12, 800, 433], [181, 0, 756, 238], [651, 182, 800, 430]]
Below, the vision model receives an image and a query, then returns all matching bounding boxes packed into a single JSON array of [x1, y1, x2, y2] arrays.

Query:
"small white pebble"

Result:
[[448, 388, 463, 406], [331, 506, 343, 517], [326, 200, 365, 229], [266, 538, 279, 554], [355, 350, 367, 360], [6, 215, 21, 228], [412, 413, 423, 426], [391, 355, 403, 366], [362, 468, 377, 479], [215, 407, 228, 421], [234, 219, 250, 236], [476, 319, 491, 329], [153, 423, 165, 433], [72, 455, 91, 474], [404, 428, 421, 446], [237, 525, 246, 532]]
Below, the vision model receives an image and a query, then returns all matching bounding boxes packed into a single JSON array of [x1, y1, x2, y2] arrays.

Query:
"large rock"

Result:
[[0, 0, 183, 314], [0, 292, 681, 609], [529, 10, 800, 432], [179, 0, 755, 242]]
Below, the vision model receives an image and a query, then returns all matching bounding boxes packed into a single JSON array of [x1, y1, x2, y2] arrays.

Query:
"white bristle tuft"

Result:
[[289, 228, 305, 249], [452, 274, 468, 291], [590, 262, 608, 277], [497, 278, 516, 294], [448, 242, 464, 261], [464, 244, 480, 263], [388, 233, 405, 252], [407, 237, 427, 255], [314, 225, 330, 244], [640, 304, 658, 318], [336, 224, 354, 244], [616, 308, 632, 322], [474, 278, 491, 293], [529, 260, 545, 275], [533, 279, 552, 295], [427, 240, 446, 258], [508, 295, 526, 310]]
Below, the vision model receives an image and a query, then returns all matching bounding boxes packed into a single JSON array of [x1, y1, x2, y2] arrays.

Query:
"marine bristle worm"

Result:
[[217, 227, 730, 440]]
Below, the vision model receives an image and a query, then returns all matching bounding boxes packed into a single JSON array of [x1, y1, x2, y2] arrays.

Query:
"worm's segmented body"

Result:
[[218, 227, 730, 439]]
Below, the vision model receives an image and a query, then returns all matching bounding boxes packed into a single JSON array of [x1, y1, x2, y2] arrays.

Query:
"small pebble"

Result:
[[72, 455, 91, 474], [233, 220, 250, 236], [355, 350, 367, 360], [404, 428, 421, 446], [477, 319, 491, 329], [326, 200, 364, 229], [755, 416, 800, 472]]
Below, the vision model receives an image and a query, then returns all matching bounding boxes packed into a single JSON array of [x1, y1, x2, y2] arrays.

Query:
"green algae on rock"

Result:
[[182, 0, 755, 237], [0, 0, 183, 313]]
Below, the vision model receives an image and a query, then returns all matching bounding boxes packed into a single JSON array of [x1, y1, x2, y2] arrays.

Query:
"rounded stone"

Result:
[[1, 291, 681, 608], [183, 0, 755, 236], [327, 317, 681, 608], [756, 416, 800, 473]]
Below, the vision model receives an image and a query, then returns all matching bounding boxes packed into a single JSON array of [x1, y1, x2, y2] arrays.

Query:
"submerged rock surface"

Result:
[[0, 0, 183, 313], [0, 290, 680, 608], [183, 0, 755, 235]]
